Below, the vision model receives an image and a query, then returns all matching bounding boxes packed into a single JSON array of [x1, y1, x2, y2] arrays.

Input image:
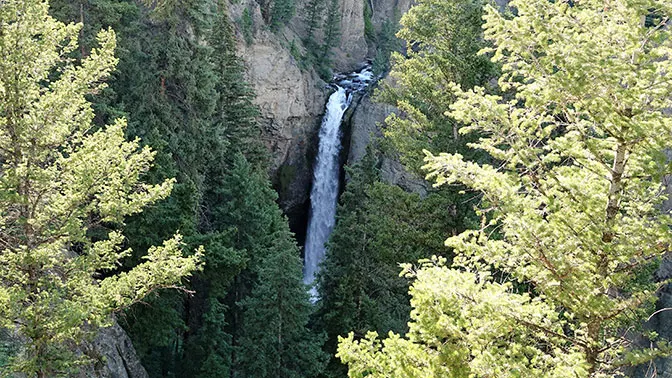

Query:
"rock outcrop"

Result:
[[347, 94, 389, 164], [333, 0, 367, 70], [80, 322, 149, 378], [226, 0, 416, 227], [347, 93, 428, 195], [228, 1, 329, 223], [0, 321, 147, 378], [241, 34, 327, 214], [370, 0, 412, 30]]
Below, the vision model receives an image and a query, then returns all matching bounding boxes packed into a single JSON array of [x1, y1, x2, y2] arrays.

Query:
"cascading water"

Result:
[[303, 64, 373, 299]]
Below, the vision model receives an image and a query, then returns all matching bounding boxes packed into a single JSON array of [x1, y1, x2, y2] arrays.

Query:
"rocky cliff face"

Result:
[[81, 322, 149, 378], [227, 1, 328, 230], [346, 93, 428, 195], [370, 0, 412, 29], [227, 0, 414, 231], [333, 0, 367, 70], [1, 321, 148, 378]]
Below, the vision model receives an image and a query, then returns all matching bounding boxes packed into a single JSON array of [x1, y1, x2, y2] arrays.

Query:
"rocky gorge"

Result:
[[86, 0, 416, 376], [229, 0, 413, 238], [5, 0, 671, 375], [92, 0, 672, 375]]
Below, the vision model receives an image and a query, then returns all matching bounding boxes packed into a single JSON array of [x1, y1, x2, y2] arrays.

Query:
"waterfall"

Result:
[[303, 64, 373, 299]]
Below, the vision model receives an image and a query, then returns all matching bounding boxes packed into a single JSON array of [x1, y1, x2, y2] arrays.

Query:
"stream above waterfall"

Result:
[[302, 64, 374, 299]]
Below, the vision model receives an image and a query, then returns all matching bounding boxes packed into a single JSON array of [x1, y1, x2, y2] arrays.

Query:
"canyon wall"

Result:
[[228, 0, 414, 232]]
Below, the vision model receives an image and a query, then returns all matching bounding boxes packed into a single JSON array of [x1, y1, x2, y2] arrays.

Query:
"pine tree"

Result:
[[269, 0, 295, 31], [315, 151, 380, 377], [320, 0, 341, 61], [110, 7, 222, 375], [0, 0, 201, 375], [377, 0, 494, 172], [47, 0, 229, 374], [47, 1, 329, 377], [209, 0, 267, 171], [201, 154, 326, 377], [236, 223, 327, 378], [303, 0, 325, 53], [339, 0, 672, 376]]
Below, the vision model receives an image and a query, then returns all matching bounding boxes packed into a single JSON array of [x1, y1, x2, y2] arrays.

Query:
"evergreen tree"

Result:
[[378, 0, 495, 172], [305, 0, 324, 38], [48, 0, 253, 374], [47, 0, 328, 377], [370, 18, 400, 75], [236, 215, 327, 378], [0, 0, 201, 375], [110, 5, 223, 374], [208, 154, 327, 377], [317, 148, 471, 377], [209, 0, 267, 171], [339, 0, 672, 376], [303, 0, 325, 56], [320, 0, 341, 62], [269, 0, 295, 31]]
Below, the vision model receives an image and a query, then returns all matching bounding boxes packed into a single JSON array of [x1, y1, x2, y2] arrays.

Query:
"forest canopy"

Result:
[[1, 0, 671, 376], [338, 0, 672, 377]]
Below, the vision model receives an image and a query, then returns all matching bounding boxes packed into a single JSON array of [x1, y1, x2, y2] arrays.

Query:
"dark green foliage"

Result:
[[371, 17, 400, 75], [239, 8, 254, 45], [0, 329, 19, 371], [304, 0, 325, 43], [121, 292, 188, 377], [300, 0, 339, 77], [363, 0, 374, 42], [182, 298, 234, 378], [234, 189, 328, 377], [288, 39, 307, 69], [236, 246, 328, 378], [315, 148, 476, 376], [49, 0, 323, 376], [302, 0, 325, 71], [270, 0, 294, 30], [257, 0, 294, 31], [209, 3, 267, 169], [321, 0, 341, 60]]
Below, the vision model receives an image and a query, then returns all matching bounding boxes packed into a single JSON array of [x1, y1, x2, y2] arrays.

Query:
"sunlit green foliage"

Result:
[[378, 0, 495, 172], [339, 0, 672, 376], [317, 148, 476, 377], [0, 0, 202, 375]]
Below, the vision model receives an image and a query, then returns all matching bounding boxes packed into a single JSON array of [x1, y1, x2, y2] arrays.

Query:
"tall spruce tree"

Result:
[[200, 154, 327, 377], [338, 0, 672, 376], [234, 178, 328, 377], [269, 0, 295, 31], [321, 0, 341, 62], [0, 0, 201, 376], [236, 244, 327, 378], [304, 0, 325, 48], [208, 0, 267, 170]]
